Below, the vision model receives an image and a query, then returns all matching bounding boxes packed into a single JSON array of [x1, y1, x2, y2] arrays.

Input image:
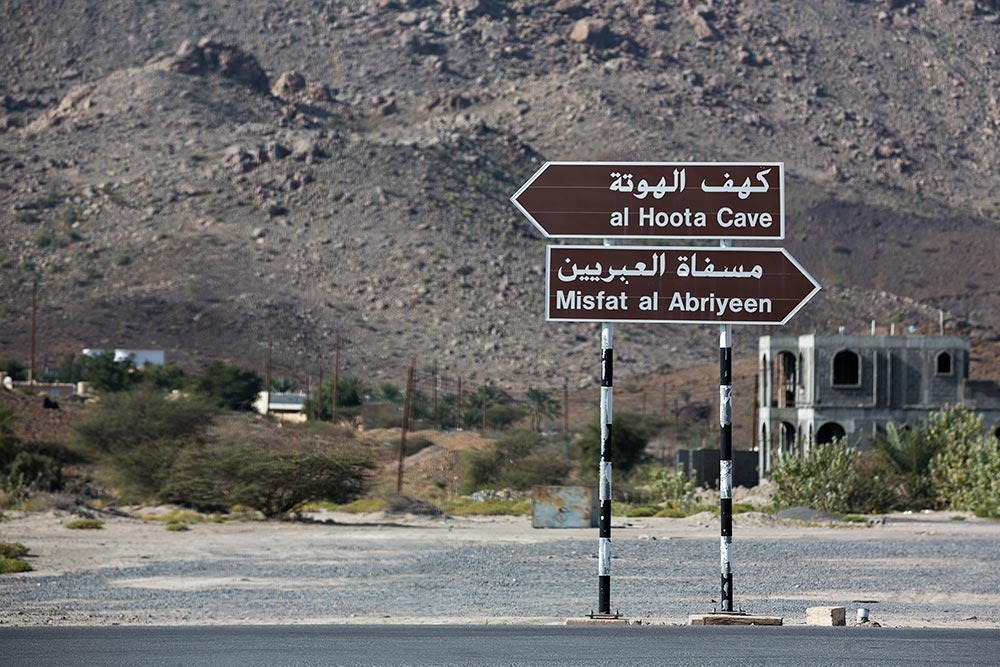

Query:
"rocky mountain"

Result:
[[1, 0, 998, 394]]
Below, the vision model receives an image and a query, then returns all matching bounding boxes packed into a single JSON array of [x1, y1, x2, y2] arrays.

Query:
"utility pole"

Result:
[[332, 333, 340, 419], [265, 338, 272, 415], [29, 282, 38, 386], [397, 363, 415, 493], [432, 362, 438, 427], [457, 377, 463, 430], [563, 379, 569, 435], [317, 366, 324, 421]]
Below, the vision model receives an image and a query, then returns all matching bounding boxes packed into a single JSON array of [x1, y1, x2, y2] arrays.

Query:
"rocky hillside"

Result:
[[1, 0, 998, 392]]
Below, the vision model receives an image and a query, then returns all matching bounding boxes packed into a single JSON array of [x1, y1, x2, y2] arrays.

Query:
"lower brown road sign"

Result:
[[546, 245, 820, 325]]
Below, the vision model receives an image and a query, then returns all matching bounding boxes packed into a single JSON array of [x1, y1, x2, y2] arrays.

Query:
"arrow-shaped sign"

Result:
[[547, 245, 819, 325], [512, 162, 784, 240]]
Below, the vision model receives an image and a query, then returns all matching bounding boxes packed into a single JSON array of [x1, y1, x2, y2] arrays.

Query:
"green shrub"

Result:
[[654, 507, 687, 518], [625, 505, 659, 517], [461, 430, 572, 493], [314, 497, 388, 513], [165, 521, 189, 532], [443, 497, 532, 516], [928, 408, 1000, 518], [0, 557, 33, 574], [653, 467, 700, 512], [163, 445, 374, 517], [405, 436, 435, 457], [55, 350, 139, 393], [74, 386, 215, 498], [871, 420, 943, 508], [0, 542, 29, 559], [577, 412, 650, 477], [2, 408, 86, 494], [191, 362, 262, 411], [0, 359, 27, 381], [143, 364, 185, 391], [771, 438, 898, 514], [65, 518, 104, 529]]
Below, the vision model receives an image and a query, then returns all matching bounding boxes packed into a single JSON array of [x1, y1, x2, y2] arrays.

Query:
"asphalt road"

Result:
[[1, 625, 997, 667]]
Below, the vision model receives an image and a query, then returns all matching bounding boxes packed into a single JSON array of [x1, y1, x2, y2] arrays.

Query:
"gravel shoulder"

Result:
[[2, 509, 999, 628]]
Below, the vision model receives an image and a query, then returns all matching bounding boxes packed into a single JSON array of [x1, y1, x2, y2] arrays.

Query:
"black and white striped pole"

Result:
[[598, 315, 613, 615], [719, 321, 734, 612], [719, 238, 735, 613], [596, 236, 616, 617]]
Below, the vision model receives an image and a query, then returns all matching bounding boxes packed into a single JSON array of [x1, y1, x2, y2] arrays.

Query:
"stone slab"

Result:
[[688, 614, 783, 626], [806, 606, 847, 626], [566, 617, 634, 626]]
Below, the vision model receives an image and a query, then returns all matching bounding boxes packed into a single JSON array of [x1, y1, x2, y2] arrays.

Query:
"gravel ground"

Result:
[[1, 510, 999, 628]]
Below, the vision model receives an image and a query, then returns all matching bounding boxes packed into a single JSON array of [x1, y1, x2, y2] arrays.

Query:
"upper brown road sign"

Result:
[[547, 245, 819, 325], [511, 162, 784, 239]]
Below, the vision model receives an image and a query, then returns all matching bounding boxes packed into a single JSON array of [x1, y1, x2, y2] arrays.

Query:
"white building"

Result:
[[82, 349, 165, 367]]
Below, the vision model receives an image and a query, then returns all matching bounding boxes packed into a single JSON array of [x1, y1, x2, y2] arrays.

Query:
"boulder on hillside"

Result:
[[271, 71, 334, 105], [570, 18, 611, 46], [690, 14, 720, 41], [156, 39, 269, 93]]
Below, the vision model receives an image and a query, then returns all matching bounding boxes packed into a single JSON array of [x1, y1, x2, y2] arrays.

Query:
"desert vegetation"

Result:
[[3, 343, 999, 525], [771, 407, 1000, 518]]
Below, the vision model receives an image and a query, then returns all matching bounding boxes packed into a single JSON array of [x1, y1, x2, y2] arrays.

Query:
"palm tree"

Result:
[[525, 387, 559, 432]]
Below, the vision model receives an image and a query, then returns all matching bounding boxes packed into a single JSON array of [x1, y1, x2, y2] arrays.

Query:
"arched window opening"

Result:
[[936, 352, 953, 375], [775, 351, 797, 408], [816, 422, 846, 445], [780, 421, 797, 456], [833, 350, 860, 386]]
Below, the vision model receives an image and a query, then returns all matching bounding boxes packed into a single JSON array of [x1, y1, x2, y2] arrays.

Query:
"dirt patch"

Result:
[[367, 429, 493, 496]]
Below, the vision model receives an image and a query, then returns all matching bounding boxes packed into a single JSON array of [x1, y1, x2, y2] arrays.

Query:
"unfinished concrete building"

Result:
[[757, 334, 1000, 476]]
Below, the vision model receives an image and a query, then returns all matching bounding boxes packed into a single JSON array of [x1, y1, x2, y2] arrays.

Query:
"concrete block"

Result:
[[688, 614, 783, 626], [806, 606, 846, 626], [565, 617, 632, 626], [532, 486, 598, 528]]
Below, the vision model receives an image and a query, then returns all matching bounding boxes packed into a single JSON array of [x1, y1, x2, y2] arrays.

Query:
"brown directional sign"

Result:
[[547, 245, 819, 325], [512, 162, 784, 239]]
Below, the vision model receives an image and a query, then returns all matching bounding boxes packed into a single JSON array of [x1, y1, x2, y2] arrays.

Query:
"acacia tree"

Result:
[[576, 412, 649, 476], [164, 446, 374, 517], [73, 385, 216, 497]]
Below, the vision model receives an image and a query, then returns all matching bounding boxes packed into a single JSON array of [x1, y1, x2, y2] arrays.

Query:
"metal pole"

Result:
[[596, 236, 617, 616], [397, 364, 415, 493], [563, 379, 569, 435], [599, 318, 613, 615], [481, 387, 487, 432], [719, 238, 735, 613], [332, 334, 340, 418], [318, 366, 324, 421], [719, 323, 734, 612], [29, 283, 37, 386], [265, 338, 272, 415]]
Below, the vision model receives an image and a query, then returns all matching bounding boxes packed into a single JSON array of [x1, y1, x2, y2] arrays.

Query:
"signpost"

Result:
[[511, 162, 784, 240], [546, 245, 819, 325], [511, 159, 816, 622]]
